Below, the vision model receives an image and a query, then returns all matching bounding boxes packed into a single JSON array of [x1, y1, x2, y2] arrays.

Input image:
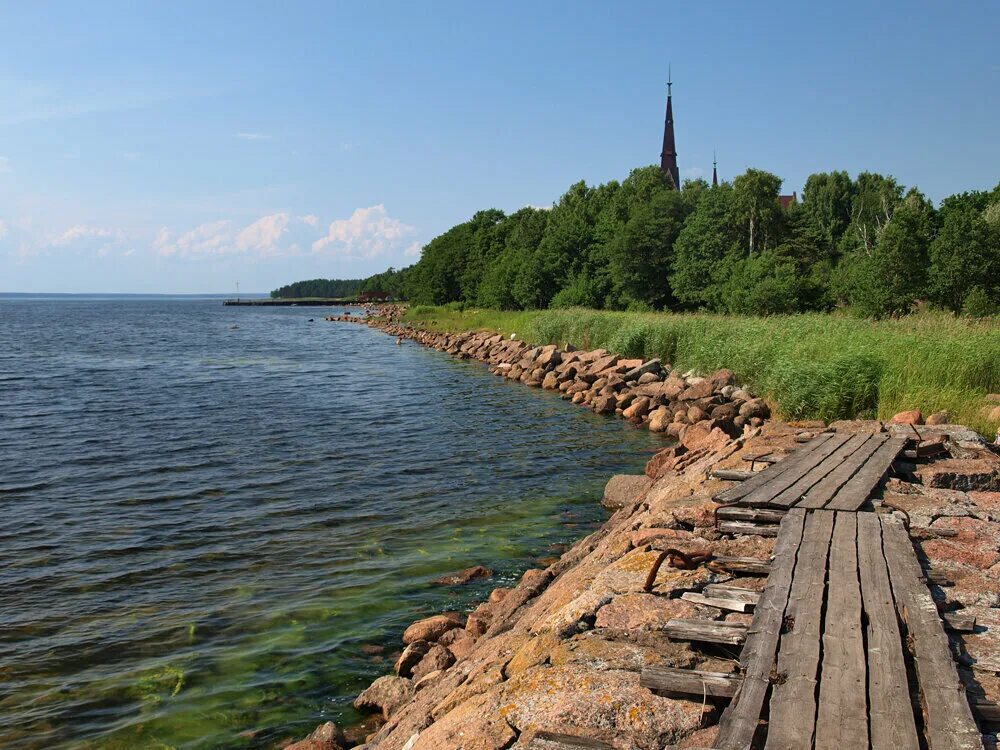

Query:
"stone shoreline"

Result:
[[283, 309, 1000, 750]]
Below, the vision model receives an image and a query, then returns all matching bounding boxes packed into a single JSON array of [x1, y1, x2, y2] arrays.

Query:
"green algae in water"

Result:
[[2, 299, 666, 750]]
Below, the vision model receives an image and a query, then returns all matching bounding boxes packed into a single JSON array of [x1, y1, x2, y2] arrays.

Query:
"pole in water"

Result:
[[236, 281, 240, 302]]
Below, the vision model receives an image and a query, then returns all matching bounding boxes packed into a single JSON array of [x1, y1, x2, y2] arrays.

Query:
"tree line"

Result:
[[273, 166, 1000, 318]]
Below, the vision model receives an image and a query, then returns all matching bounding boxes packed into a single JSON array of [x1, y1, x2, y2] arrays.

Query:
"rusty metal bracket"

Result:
[[643, 547, 714, 592]]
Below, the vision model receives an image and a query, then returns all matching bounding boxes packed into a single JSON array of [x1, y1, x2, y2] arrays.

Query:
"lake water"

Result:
[[0, 298, 665, 749]]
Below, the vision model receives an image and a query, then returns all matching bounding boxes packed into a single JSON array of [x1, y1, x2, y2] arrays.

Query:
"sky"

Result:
[[1, 1, 997, 294]]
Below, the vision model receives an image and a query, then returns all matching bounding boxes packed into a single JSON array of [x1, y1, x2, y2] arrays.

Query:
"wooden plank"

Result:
[[681, 592, 754, 613], [764, 509, 835, 749], [798, 433, 888, 509], [826, 437, 909, 511], [943, 611, 977, 632], [856, 512, 920, 750], [718, 521, 779, 537], [703, 585, 761, 604], [716, 506, 785, 524], [712, 469, 758, 481], [713, 508, 807, 750], [742, 433, 854, 508], [527, 731, 615, 749], [714, 433, 834, 503], [640, 666, 742, 698], [881, 516, 984, 750], [814, 513, 868, 749], [769, 432, 872, 509], [709, 556, 771, 576], [664, 619, 747, 646]]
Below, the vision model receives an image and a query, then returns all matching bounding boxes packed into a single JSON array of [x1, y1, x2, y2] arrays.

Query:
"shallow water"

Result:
[[0, 299, 665, 749]]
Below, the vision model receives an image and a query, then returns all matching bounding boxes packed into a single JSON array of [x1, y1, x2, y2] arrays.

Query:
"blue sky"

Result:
[[1, 1, 997, 294]]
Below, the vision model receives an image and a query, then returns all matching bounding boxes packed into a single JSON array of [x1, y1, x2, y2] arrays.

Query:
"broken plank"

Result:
[[526, 732, 615, 750], [714, 433, 834, 503], [712, 469, 758, 481], [681, 592, 754, 613], [713, 508, 806, 750], [764, 509, 835, 749], [640, 666, 742, 698], [664, 619, 747, 646], [825, 436, 909, 511], [715, 506, 785, 524], [797, 433, 888, 509], [943, 611, 977, 632], [814, 513, 868, 749], [881, 515, 984, 750], [703, 584, 761, 604], [769, 432, 872, 509], [718, 521, 779, 537], [742, 433, 854, 508], [856, 512, 920, 750], [709, 556, 771, 576]]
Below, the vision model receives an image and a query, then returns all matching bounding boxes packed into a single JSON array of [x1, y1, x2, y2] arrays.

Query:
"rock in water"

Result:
[[402, 614, 463, 644], [432, 566, 492, 586], [353, 676, 414, 720]]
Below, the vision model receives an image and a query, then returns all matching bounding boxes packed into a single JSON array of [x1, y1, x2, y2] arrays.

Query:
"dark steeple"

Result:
[[659, 67, 679, 190], [712, 151, 718, 187]]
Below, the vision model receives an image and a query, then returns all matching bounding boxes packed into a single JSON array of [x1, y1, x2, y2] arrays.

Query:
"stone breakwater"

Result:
[[328, 310, 772, 460], [285, 312, 1000, 750]]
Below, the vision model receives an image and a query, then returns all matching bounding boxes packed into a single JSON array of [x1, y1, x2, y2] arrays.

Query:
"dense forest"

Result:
[[273, 166, 1000, 318], [270, 278, 364, 299]]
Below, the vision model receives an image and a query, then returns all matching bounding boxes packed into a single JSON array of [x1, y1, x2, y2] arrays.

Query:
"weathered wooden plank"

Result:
[[664, 619, 748, 646], [526, 731, 615, 749], [826, 436, 909, 511], [718, 521, 779, 537], [709, 556, 771, 576], [881, 516, 984, 750], [764, 509, 835, 749], [742, 433, 854, 508], [640, 666, 742, 698], [814, 513, 868, 749], [715, 506, 785, 524], [713, 509, 807, 750], [856, 512, 920, 750], [712, 469, 758, 481], [943, 611, 977, 632], [797, 433, 888, 509], [703, 584, 761, 604], [769, 432, 872, 509], [714, 433, 834, 503], [681, 592, 754, 613]]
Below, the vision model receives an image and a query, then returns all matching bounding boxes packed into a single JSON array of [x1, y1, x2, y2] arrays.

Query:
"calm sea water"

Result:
[[0, 299, 664, 749]]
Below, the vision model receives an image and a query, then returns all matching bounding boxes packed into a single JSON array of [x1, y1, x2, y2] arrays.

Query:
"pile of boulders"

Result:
[[369, 326, 770, 454]]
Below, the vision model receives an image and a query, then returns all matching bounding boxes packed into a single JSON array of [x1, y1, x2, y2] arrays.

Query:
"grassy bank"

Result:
[[403, 306, 1000, 436]]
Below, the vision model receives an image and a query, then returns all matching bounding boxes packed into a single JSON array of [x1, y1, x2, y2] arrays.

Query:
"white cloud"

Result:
[[404, 241, 423, 257], [155, 213, 317, 258], [52, 224, 123, 246], [312, 204, 414, 258], [236, 132, 271, 141]]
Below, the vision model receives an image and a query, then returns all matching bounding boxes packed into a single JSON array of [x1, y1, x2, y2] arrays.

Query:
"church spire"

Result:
[[659, 67, 679, 190], [712, 151, 718, 187]]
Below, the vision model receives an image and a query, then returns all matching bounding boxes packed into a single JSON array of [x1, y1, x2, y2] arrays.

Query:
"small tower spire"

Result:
[[659, 68, 679, 190], [712, 151, 718, 187]]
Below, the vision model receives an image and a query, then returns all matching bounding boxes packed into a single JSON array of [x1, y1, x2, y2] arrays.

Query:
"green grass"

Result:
[[400, 306, 1000, 436]]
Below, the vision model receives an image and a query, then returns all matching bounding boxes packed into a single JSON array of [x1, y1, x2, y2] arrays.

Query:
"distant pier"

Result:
[[223, 298, 366, 307]]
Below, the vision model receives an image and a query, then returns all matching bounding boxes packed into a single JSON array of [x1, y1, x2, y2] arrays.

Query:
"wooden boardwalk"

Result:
[[643, 506, 984, 748], [713, 432, 909, 512]]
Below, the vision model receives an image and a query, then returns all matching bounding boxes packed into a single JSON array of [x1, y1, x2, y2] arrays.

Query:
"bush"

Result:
[[962, 287, 994, 319]]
